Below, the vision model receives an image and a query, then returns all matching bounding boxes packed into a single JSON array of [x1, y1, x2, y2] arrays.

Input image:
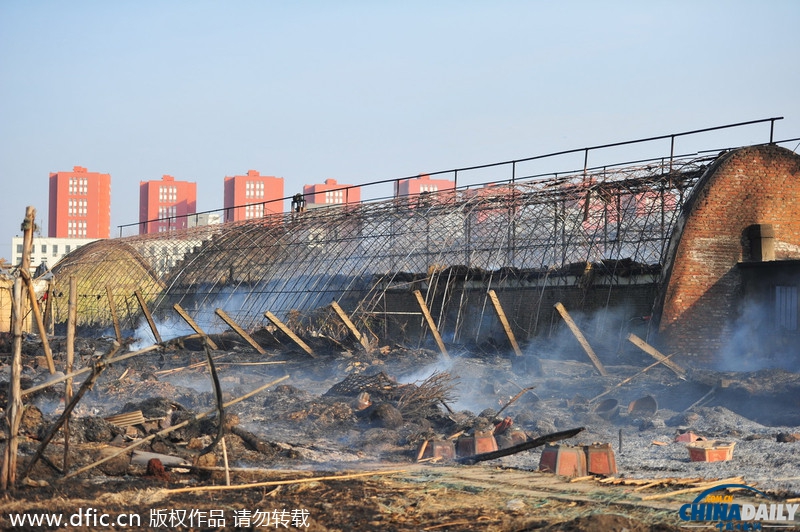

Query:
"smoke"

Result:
[[717, 297, 800, 372]]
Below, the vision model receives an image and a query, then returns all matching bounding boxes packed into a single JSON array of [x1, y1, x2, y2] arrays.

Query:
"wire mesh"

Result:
[[48, 155, 711, 336]]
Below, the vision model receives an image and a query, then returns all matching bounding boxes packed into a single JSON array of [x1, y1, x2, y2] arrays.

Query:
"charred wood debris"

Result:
[[1, 207, 799, 499]]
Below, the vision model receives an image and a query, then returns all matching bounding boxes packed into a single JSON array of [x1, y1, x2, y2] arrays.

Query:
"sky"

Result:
[[1, 1, 799, 249]]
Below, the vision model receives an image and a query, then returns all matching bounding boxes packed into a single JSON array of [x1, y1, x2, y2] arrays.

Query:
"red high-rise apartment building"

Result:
[[302, 179, 360, 208], [396, 174, 456, 198], [48, 166, 111, 238], [223, 170, 284, 222], [139, 175, 197, 234]]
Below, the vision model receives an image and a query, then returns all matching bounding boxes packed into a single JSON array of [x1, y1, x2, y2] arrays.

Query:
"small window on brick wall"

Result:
[[775, 286, 798, 331]]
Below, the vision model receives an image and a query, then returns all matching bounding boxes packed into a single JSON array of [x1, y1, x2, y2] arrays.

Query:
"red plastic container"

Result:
[[584, 443, 618, 475], [539, 444, 587, 477], [456, 431, 498, 457]]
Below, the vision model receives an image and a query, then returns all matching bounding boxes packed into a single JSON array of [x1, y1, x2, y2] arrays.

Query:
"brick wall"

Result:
[[657, 145, 800, 364]]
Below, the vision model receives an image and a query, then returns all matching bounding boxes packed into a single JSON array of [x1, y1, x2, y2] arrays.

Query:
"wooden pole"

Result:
[[173, 304, 218, 350], [264, 311, 316, 358], [106, 286, 123, 344], [22, 343, 161, 397], [16, 207, 55, 373], [1, 278, 24, 489], [44, 277, 55, 336], [553, 302, 608, 376], [64, 276, 77, 469], [413, 290, 450, 360], [487, 290, 523, 357], [64, 375, 290, 479], [626, 333, 687, 380], [589, 350, 682, 403], [134, 289, 162, 344], [215, 308, 266, 355], [330, 300, 370, 352], [22, 342, 121, 479]]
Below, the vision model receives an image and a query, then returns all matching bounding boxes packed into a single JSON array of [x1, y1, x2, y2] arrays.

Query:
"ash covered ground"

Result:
[[8, 330, 800, 497]]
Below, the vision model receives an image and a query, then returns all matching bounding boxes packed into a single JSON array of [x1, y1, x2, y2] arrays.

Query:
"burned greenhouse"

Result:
[[43, 143, 800, 369]]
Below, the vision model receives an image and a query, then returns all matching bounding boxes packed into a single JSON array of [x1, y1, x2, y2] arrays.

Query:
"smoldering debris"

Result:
[[1, 333, 800, 498]]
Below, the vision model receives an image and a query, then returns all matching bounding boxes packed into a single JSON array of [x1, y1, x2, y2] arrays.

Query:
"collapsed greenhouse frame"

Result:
[[47, 152, 711, 344]]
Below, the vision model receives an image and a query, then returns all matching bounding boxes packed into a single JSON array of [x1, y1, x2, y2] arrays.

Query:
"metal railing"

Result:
[[119, 117, 786, 237]]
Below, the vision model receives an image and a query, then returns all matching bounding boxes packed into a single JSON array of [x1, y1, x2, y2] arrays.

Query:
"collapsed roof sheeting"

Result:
[[49, 155, 710, 335]]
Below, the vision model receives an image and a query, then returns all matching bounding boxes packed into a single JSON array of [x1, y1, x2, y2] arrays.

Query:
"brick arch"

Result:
[[656, 144, 800, 364]]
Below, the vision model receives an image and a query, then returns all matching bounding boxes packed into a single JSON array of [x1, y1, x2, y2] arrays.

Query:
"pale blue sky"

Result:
[[1, 1, 798, 248]]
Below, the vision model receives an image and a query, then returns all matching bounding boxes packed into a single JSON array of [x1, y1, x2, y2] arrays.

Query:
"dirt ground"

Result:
[[1, 332, 799, 531]]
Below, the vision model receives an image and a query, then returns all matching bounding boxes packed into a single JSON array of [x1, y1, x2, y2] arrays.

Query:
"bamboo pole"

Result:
[[215, 308, 266, 355], [21, 274, 55, 373], [106, 286, 123, 344], [164, 469, 407, 495], [22, 343, 161, 397], [63, 375, 290, 479], [412, 290, 450, 360], [330, 301, 371, 352], [64, 276, 77, 470], [264, 311, 316, 358], [173, 303, 218, 350], [134, 289, 162, 344], [487, 290, 522, 357], [44, 277, 54, 336], [640, 477, 745, 501], [22, 342, 121, 479], [554, 302, 607, 376], [1, 278, 24, 490], [626, 333, 687, 379], [16, 207, 55, 374]]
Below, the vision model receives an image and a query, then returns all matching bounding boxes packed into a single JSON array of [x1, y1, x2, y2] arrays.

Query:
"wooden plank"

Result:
[[554, 302, 608, 376], [215, 308, 267, 355], [64, 276, 77, 469], [330, 301, 371, 352], [134, 289, 162, 344], [173, 303, 218, 350], [627, 333, 687, 379], [264, 311, 316, 358], [487, 290, 523, 357], [106, 286, 123, 344], [412, 290, 450, 360]]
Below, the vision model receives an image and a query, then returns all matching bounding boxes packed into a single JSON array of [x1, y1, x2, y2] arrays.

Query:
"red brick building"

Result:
[[139, 175, 197, 234], [223, 170, 284, 222], [48, 166, 112, 239], [303, 178, 360, 208], [657, 144, 800, 367]]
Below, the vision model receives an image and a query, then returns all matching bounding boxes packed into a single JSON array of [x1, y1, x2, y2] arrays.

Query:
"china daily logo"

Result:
[[679, 484, 798, 530]]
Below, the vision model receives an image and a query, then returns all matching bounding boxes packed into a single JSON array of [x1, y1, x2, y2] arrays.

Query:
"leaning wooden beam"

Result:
[[487, 290, 523, 357], [21, 272, 55, 374], [589, 350, 682, 403], [134, 289, 162, 344], [1, 278, 25, 490], [626, 333, 687, 379], [457, 427, 585, 465], [16, 207, 55, 374], [173, 303, 218, 350], [553, 302, 608, 376], [164, 469, 408, 495], [215, 308, 267, 355], [22, 342, 121, 479], [106, 286, 123, 344], [63, 375, 290, 479], [264, 311, 316, 358], [330, 301, 371, 352], [412, 290, 450, 360]]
